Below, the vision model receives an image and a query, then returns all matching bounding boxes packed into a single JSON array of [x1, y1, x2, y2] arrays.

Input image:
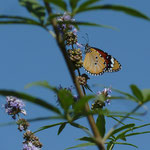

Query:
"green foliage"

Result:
[[0, 89, 61, 114], [96, 112, 106, 137], [19, 0, 46, 23], [45, 0, 67, 11], [75, 4, 150, 21]]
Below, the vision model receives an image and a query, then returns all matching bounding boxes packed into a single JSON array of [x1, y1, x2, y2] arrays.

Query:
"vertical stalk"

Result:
[[43, 1, 105, 150]]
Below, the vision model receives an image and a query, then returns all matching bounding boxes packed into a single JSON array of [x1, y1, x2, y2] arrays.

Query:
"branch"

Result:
[[43, 1, 105, 149]]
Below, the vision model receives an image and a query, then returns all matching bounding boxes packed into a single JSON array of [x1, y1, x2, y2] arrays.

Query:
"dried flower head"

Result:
[[68, 49, 83, 69], [77, 74, 90, 86], [23, 130, 42, 149], [17, 118, 29, 131], [4, 96, 26, 119]]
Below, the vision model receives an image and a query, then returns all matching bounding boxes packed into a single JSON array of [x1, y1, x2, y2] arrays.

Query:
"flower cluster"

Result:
[[4, 96, 26, 119], [57, 12, 82, 47], [17, 118, 30, 132], [23, 130, 42, 150], [92, 88, 112, 109], [77, 74, 90, 86], [68, 49, 83, 69]]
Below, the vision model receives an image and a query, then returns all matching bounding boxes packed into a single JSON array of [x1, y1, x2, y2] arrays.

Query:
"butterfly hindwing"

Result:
[[83, 48, 106, 75]]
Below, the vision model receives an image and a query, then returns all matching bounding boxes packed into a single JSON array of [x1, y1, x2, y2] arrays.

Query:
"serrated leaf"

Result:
[[130, 84, 143, 102], [0, 90, 61, 114], [76, 4, 150, 21], [19, 0, 46, 23], [34, 122, 65, 133], [96, 112, 106, 137], [141, 89, 150, 102], [45, 0, 67, 11], [65, 142, 95, 150], [57, 89, 74, 111], [57, 122, 67, 135]]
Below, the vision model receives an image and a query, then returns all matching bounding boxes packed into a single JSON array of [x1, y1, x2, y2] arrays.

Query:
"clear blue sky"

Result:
[[0, 0, 150, 150]]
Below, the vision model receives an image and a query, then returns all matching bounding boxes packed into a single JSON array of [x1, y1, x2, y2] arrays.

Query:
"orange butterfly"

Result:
[[83, 44, 121, 75]]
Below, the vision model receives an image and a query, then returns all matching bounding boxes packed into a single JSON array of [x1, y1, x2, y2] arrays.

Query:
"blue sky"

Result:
[[0, 0, 150, 150]]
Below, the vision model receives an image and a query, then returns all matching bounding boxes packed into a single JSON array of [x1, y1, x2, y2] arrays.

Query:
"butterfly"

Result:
[[83, 44, 121, 75]]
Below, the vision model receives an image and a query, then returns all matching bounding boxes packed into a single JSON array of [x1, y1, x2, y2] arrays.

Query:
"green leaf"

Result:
[[65, 143, 95, 150], [113, 142, 138, 148], [57, 89, 74, 112], [77, 137, 96, 143], [25, 81, 56, 91], [57, 122, 67, 135], [0, 89, 61, 114], [130, 84, 144, 102], [107, 141, 114, 150], [0, 116, 64, 127], [70, 122, 89, 131], [125, 131, 150, 137], [34, 122, 65, 133], [74, 95, 94, 113], [96, 112, 106, 137], [112, 88, 139, 102], [79, 0, 100, 9], [69, 0, 81, 13], [111, 124, 135, 136], [0, 15, 42, 26], [141, 89, 150, 102], [76, 0, 100, 14], [45, 0, 67, 11], [76, 4, 150, 21], [19, 0, 46, 23]]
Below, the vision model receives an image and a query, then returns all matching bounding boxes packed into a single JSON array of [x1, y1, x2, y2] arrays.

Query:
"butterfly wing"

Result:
[[83, 48, 106, 75], [91, 47, 121, 72]]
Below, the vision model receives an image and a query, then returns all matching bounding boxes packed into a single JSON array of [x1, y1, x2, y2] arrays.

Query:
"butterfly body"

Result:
[[83, 44, 121, 75]]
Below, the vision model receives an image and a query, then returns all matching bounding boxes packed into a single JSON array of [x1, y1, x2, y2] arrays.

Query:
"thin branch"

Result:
[[43, 1, 105, 149]]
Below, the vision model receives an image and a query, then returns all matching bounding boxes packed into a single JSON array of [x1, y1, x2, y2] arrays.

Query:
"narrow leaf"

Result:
[[111, 124, 135, 136], [34, 122, 65, 133], [45, 0, 67, 11], [25, 81, 56, 91], [113, 142, 138, 148], [19, 0, 46, 23], [141, 89, 150, 102], [125, 131, 150, 137], [69, 0, 81, 12], [57, 122, 67, 135], [77, 137, 96, 143], [65, 143, 95, 150], [0, 90, 61, 114], [76, 4, 150, 21], [130, 84, 143, 102], [96, 112, 106, 137]]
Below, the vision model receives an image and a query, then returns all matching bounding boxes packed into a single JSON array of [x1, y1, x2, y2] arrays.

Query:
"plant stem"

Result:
[[43, 1, 105, 149]]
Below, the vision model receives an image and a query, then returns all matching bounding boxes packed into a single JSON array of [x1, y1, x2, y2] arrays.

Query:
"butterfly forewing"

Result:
[[83, 48, 106, 75], [91, 47, 121, 72]]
